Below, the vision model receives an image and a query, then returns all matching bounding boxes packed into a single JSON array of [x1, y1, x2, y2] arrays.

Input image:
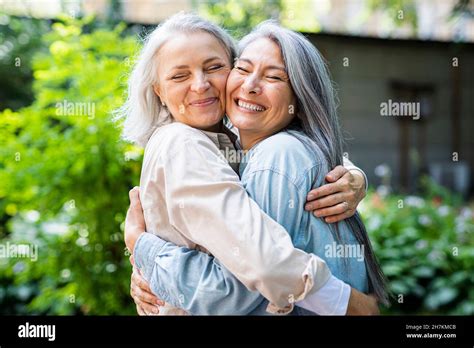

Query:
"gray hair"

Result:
[[239, 21, 390, 306], [115, 12, 236, 147]]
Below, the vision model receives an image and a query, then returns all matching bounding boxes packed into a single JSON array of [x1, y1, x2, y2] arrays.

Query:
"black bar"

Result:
[[0, 315, 472, 346]]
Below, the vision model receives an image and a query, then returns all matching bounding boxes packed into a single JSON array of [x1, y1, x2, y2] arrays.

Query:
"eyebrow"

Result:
[[171, 56, 224, 70], [236, 57, 287, 72]]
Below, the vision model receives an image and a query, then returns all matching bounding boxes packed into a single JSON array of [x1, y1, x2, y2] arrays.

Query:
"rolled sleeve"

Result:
[[296, 274, 351, 315], [134, 230, 264, 315], [133, 232, 167, 282]]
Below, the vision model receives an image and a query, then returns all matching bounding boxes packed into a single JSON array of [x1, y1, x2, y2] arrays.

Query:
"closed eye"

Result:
[[267, 76, 283, 81], [235, 66, 249, 73], [171, 74, 188, 80], [207, 64, 224, 71]]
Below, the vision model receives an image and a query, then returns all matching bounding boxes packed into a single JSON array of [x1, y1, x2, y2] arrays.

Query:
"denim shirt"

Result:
[[134, 129, 368, 315]]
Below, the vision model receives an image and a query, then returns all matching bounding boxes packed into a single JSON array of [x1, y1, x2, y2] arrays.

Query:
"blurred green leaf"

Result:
[[425, 288, 459, 310]]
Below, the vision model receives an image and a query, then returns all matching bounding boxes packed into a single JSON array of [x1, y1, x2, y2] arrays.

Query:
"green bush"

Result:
[[0, 16, 140, 314], [0, 13, 50, 110], [361, 178, 474, 314]]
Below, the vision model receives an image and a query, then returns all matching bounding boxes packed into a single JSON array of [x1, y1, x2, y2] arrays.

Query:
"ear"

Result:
[[153, 84, 163, 103]]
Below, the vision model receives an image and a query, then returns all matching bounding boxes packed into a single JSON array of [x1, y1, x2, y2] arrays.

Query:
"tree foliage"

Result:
[[0, 13, 49, 110], [0, 15, 140, 314]]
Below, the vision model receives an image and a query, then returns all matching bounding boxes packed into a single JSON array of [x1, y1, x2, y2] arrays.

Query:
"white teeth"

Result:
[[237, 99, 265, 112]]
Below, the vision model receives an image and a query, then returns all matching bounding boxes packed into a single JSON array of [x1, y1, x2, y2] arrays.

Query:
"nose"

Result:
[[241, 74, 262, 95], [191, 72, 211, 94]]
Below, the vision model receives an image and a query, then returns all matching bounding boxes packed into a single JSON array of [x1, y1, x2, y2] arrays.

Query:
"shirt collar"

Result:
[[201, 126, 237, 150]]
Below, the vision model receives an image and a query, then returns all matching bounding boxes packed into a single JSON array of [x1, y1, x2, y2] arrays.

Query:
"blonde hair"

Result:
[[115, 12, 236, 147]]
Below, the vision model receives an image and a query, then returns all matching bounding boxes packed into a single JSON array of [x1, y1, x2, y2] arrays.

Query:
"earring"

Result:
[[161, 101, 165, 106]]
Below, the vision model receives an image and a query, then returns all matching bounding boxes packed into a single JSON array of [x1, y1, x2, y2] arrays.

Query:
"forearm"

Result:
[[133, 232, 263, 315], [166, 140, 333, 313], [134, 232, 356, 316], [170, 188, 332, 313], [243, 170, 353, 316], [346, 288, 380, 315], [296, 275, 351, 315]]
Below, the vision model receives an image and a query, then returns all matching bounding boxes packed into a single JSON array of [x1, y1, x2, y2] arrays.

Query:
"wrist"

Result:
[[297, 275, 350, 315], [349, 169, 366, 195], [346, 288, 358, 315], [346, 288, 379, 315], [126, 230, 145, 253]]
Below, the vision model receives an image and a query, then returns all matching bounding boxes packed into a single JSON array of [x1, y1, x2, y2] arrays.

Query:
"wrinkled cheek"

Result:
[[225, 71, 241, 91], [218, 76, 228, 93]]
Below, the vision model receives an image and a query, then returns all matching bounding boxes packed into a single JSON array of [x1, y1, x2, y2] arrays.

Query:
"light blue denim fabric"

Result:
[[134, 129, 368, 315]]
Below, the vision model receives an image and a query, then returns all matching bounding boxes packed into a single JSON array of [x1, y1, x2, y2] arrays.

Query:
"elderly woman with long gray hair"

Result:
[[119, 12, 388, 315]]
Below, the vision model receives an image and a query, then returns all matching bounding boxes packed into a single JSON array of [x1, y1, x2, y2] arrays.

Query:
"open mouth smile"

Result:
[[234, 98, 267, 112]]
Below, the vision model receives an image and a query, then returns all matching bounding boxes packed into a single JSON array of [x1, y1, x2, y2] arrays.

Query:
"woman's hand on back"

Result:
[[130, 258, 164, 316], [305, 165, 366, 223]]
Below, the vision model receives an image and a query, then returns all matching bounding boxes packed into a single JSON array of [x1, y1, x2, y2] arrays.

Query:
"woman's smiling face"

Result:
[[226, 37, 296, 145], [153, 31, 231, 131]]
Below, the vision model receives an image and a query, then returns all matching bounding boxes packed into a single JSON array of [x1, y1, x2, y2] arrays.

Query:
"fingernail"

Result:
[[307, 194, 314, 200], [153, 307, 159, 314]]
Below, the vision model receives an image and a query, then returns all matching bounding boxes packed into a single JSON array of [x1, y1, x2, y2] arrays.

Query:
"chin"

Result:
[[228, 114, 255, 130], [200, 113, 224, 128]]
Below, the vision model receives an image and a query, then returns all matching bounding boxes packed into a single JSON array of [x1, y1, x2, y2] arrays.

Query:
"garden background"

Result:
[[0, 0, 473, 315]]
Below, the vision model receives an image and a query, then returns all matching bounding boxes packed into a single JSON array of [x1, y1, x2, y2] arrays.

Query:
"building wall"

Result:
[[307, 34, 474, 194]]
